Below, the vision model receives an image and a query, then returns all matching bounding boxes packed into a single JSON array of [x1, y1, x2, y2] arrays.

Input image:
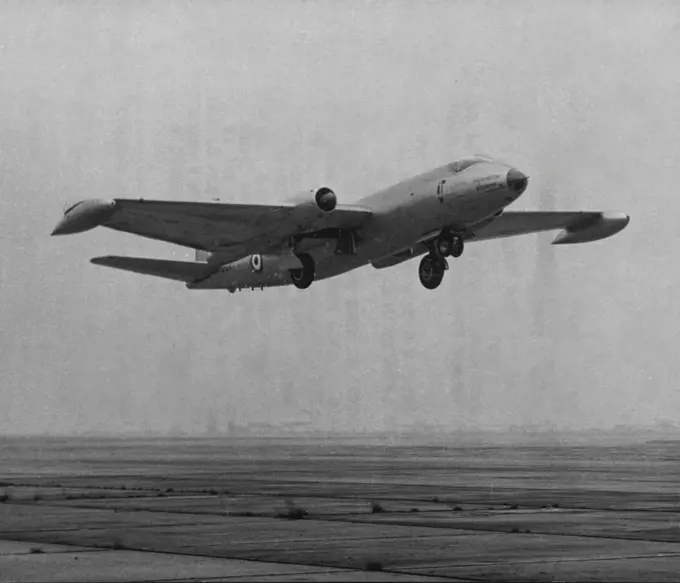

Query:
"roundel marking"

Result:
[[250, 253, 263, 273]]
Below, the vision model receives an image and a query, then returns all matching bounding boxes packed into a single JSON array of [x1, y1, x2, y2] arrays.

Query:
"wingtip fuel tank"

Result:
[[552, 212, 630, 245], [51, 199, 116, 236]]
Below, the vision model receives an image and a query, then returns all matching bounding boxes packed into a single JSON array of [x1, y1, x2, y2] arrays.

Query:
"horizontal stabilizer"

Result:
[[90, 256, 214, 283]]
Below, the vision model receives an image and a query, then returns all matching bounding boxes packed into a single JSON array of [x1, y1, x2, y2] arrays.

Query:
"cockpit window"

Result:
[[448, 156, 488, 174], [63, 201, 83, 215]]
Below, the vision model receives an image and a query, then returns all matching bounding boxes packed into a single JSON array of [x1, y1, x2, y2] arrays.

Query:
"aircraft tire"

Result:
[[436, 231, 464, 258], [418, 255, 446, 290], [450, 235, 464, 258], [436, 235, 453, 257], [290, 252, 315, 290]]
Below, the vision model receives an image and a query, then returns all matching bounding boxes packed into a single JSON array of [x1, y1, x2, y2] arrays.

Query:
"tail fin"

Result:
[[91, 256, 214, 283]]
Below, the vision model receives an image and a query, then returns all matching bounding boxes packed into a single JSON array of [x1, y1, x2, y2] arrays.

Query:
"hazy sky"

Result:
[[1, 0, 679, 435]]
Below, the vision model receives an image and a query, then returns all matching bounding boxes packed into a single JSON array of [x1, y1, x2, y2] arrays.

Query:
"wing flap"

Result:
[[90, 255, 214, 283]]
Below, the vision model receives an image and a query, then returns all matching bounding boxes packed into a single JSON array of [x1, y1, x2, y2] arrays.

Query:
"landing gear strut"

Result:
[[418, 254, 447, 290], [290, 253, 315, 290]]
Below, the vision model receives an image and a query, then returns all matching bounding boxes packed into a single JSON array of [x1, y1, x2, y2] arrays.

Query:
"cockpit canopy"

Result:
[[447, 155, 496, 174]]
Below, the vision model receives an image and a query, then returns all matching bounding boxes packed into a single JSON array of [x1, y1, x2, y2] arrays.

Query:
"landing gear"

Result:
[[290, 253, 315, 290], [436, 231, 464, 258], [450, 235, 464, 258], [420, 231, 462, 289], [418, 254, 447, 290]]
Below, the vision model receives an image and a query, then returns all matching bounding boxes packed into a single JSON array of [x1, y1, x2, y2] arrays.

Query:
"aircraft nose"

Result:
[[507, 168, 529, 196]]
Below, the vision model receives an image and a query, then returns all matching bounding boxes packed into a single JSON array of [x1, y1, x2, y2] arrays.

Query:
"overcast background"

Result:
[[0, 0, 678, 436]]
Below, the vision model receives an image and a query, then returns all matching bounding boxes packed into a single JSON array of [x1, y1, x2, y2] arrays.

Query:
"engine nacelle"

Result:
[[188, 252, 306, 290], [280, 186, 338, 234], [217, 252, 302, 280], [286, 187, 337, 213]]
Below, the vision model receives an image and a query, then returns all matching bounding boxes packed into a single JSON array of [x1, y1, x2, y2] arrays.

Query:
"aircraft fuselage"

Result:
[[189, 158, 526, 290]]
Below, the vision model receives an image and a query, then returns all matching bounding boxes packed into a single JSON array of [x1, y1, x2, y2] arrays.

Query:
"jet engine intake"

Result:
[[286, 187, 337, 214], [314, 187, 337, 213], [280, 187, 339, 233]]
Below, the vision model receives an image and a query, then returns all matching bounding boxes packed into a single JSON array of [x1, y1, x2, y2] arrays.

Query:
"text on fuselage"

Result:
[[473, 174, 503, 192]]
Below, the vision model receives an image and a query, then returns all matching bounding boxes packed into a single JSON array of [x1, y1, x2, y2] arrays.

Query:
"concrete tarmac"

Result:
[[2, 435, 680, 582]]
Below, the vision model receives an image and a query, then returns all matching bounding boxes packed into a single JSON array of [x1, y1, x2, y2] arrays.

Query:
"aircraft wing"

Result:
[[372, 210, 629, 270], [471, 211, 630, 245], [52, 198, 373, 260]]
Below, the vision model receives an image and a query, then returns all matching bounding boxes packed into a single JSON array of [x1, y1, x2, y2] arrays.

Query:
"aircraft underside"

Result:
[[285, 228, 466, 292], [183, 223, 469, 292], [52, 155, 630, 293]]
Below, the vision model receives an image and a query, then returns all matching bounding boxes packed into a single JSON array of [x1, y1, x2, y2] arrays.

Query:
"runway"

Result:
[[2, 435, 680, 582]]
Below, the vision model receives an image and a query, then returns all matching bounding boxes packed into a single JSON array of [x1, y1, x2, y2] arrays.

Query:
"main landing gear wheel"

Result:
[[450, 235, 464, 258], [290, 253, 315, 290], [436, 232, 464, 258], [419, 255, 447, 290]]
